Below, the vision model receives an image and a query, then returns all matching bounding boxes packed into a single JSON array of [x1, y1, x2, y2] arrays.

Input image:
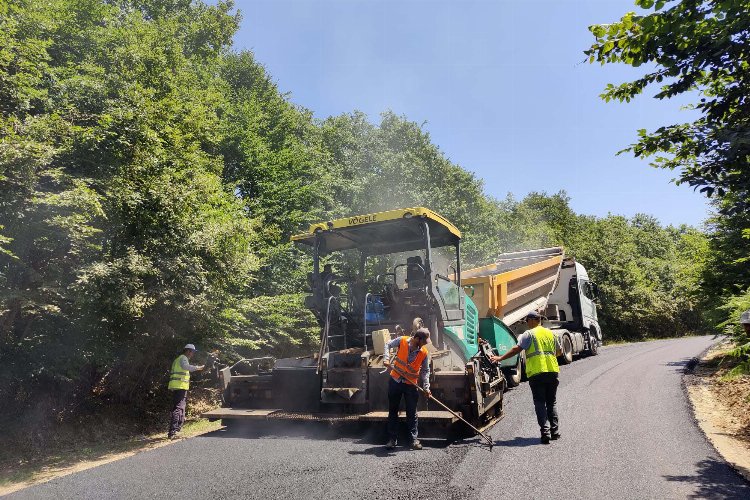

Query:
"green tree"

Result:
[[586, 0, 750, 216], [0, 0, 260, 431], [586, 0, 750, 332]]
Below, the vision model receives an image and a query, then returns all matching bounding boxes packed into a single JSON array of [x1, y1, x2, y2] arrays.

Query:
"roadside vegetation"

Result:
[[0, 0, 747, 467], [685, 339, 750, 480], [587, 0, 750, 373]]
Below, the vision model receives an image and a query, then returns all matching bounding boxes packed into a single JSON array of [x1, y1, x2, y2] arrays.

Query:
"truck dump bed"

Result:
[[461, 247, 563, 324]]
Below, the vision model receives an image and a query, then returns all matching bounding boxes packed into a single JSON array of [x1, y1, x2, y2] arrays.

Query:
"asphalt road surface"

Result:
[[8, 336, 750, 499]]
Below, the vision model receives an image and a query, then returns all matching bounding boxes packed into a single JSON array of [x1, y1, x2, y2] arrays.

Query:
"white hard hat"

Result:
[[184, 344, 196, 351], [741, 310, 750, 324]]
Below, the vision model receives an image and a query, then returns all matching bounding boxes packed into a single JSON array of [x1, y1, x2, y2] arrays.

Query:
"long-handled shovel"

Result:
[[386, 364, 494, 451]]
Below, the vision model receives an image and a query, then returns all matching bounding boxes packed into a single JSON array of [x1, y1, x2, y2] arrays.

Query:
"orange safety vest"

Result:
[[390, 336, 428, 385]]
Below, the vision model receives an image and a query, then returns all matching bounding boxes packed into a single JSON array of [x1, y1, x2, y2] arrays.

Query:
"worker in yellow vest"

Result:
[[382, 328, 432, 450], [167, 344, 205, 439], [491, 311, 563, 444]]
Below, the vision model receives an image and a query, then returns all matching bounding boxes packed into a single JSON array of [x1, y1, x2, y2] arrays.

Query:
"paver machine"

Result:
[[205, 208, 507, 430], [204, 207, 577, 432]]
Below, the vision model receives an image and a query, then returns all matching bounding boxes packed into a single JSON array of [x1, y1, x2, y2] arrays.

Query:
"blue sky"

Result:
[[231, 0, 710, 227]]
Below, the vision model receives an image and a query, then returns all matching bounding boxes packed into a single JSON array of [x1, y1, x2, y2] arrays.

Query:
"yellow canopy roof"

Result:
[[291, 207, 461, 255]]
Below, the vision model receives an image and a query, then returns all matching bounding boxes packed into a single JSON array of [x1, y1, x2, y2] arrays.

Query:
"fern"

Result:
[[721, 342, 750, 380]]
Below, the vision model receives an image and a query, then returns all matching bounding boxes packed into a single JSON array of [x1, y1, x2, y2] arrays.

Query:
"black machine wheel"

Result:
[[587, 329, 600, 356], [504, 354, 523, 388], [559, 334, 573, 365]]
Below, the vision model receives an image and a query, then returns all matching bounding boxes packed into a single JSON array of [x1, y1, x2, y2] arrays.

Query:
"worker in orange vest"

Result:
[[383, 328, 431, 450]]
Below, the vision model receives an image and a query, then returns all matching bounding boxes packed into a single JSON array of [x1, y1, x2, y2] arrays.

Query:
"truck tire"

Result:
[[559, 334, 573, 365], [504, 354, 523, 388], [586, 330, 600, 356]]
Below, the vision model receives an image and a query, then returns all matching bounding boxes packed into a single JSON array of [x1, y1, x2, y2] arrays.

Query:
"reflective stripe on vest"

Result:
[[390, 336, 427, 385], [525, 326, 560, 378], [168, 355, 190, 390]]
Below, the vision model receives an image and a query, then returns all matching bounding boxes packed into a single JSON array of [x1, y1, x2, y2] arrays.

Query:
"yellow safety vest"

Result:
[[168, 355, 190, 390], [524, 326, 560, 378]]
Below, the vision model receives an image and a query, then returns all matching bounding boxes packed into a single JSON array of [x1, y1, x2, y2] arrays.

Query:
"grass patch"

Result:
[[603, 333, 707, 346], [719, 341, 750, 381]]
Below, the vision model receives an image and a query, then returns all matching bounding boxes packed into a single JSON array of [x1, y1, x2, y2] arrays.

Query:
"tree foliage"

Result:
[[0, 0, 259, 424], [586, 0, 750, 345], [586, 0, 750, 215]]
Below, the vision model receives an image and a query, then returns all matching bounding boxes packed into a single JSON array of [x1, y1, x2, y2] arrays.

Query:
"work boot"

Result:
[[385, 438, 397, 450], [540, 435, 551, 444], [551, 432, 561, 441], [411, 440, 423, 450]]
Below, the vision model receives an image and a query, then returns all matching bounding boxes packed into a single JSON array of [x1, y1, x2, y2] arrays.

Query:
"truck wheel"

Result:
[[504, 355, 523, 388], [587, 330, 600, 356], [559, 335, 573, 365]]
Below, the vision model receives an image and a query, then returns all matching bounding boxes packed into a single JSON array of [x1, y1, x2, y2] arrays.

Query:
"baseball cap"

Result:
[[184, 344, 196, 351], [525, 311, 541, 320]]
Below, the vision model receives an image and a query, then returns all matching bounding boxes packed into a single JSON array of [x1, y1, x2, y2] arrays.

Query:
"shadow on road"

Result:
[[197, 421, 386, 443], [663, 458, 750, 498], [664, 357, 700, 373], [492, 436, 541, 448], [347, 438, 452, 457], [198, 421, 485, 454], [197, 421, 442, 447], [347, 446, 396, 457]]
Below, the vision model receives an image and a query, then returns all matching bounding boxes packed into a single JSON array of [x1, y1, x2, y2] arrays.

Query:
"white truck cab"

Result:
[[545, 258, 601, 362]]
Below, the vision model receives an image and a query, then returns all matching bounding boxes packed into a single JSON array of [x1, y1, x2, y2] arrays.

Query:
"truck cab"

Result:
[[547, 259, 601, 341], [544, 258, 601, 362]]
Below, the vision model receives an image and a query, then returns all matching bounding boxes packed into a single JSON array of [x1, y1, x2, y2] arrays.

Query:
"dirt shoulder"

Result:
[[685, 337, 750, 482], [0, 418, 221, 497], [0, 389, 223, 497]]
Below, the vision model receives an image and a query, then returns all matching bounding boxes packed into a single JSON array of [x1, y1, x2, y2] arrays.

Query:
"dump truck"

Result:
[[461, 247, 602, 387], [203, 207, 601, 431]]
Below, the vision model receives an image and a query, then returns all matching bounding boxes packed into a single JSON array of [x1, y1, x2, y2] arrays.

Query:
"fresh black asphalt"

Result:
[[7, 336, 749, 499]]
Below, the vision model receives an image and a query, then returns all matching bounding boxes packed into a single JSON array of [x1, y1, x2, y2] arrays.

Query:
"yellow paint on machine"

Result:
[[290, 206, 461, 241]]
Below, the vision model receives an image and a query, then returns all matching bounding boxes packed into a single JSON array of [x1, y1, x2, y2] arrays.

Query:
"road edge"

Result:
[[682, 337, 750, 484], [0, 419, 222, 497]]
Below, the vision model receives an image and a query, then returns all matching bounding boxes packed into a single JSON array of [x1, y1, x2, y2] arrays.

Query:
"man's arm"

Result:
[[419, 355, 431, 396], [382, 337, 402, 366], [489, 331, 532, 364], [179, 355, 204, 372], [490, 345, 523, 364], [555, 335, 563, 357]]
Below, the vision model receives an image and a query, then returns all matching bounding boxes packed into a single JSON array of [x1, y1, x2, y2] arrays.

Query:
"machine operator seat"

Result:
[[405, 256, 427, 289]]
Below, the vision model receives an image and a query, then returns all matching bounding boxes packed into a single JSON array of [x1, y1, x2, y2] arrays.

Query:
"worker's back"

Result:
[[525, 326, 559, 378]]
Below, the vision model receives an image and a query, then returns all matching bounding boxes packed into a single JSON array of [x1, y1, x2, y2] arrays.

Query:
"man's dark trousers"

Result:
[[168, 389, 187, 437], [387, 377, 419, 442], [528, 372, 559, 437]]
